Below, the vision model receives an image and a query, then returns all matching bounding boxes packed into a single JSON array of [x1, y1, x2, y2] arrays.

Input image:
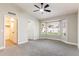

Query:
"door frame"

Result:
[[3, 14, 18, 48]]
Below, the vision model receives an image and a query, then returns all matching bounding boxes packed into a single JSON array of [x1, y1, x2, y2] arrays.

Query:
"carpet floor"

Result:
[[0, 39, 79, 56]]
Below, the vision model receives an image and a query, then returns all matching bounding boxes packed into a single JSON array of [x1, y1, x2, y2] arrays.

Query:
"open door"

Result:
[[4, 15, 18, 48]]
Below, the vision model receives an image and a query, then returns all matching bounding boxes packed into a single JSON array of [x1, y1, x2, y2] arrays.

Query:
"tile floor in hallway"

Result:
[[6, 39, 17, 47], [0, 39, 79, 56]]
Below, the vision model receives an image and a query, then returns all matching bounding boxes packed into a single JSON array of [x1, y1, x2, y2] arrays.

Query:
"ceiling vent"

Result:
[[8, 12, 16, 15]]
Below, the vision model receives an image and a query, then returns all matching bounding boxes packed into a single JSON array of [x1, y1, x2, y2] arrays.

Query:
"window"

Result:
[[40, 20, 67, 37], [41, 23, 46, 32], [40, 23, 46, 36], [47, 21, 60, 35], [61, 20, 67, 37]]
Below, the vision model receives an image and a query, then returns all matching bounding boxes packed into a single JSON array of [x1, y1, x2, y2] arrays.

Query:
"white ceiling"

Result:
[[16, 3, 79, 20]]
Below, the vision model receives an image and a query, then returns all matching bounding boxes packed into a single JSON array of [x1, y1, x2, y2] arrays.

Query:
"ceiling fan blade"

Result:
[[44, 4, 49, 8], [41, 3, 43, 8], [44, 10, 51, 12], [33, 10, 39, 12], [34, 5, 40, 9]]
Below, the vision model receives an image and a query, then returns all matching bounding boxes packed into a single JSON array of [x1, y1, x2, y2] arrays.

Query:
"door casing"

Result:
[[4, 14, 18, 48]]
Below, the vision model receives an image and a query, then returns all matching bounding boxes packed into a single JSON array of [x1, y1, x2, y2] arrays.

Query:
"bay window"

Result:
[[40, 19, 67, 39]]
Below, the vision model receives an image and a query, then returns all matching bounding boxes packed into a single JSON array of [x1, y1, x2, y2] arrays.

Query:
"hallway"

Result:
[[0, 39, 79, 56]]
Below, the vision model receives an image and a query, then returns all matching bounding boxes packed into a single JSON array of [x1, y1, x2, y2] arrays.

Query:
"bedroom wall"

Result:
[[27, 17, 39, 40], [67, 13, 77, 44], [78, 8, 79, 48], [18, 12, 39, 42]]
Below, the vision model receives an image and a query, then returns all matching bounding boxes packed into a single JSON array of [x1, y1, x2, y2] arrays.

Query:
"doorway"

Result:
[[4, 15, 18, 48]]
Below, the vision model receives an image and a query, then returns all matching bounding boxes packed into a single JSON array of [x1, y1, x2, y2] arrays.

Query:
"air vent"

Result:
[[8, 12, 16, 15]]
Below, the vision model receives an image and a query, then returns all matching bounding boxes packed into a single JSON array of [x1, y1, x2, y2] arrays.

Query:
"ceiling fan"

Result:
[[33, 3, 51, 13]]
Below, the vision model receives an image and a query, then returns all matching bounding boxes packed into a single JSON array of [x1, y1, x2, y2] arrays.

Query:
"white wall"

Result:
[[67, 13, 77, 44], [18, 13, 39, 44], [78, 8, 79, 48], [27, 16, 39, 40], [18, 13, 28, 44], [40, 13, 78, 45]]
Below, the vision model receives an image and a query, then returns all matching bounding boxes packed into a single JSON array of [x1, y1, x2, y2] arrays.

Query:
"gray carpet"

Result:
[[0, 39, 79, 56]]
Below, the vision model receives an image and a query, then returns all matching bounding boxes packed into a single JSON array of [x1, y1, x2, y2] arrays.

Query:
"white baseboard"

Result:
[[29, 39, 39, 40], [0, 46, 5, 49], [40, 38, 77, 46], [60, 40, 77, 46], [18, 40, 28, 44]]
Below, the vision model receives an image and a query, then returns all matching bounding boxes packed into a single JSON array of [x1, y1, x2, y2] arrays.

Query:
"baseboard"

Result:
[[0, 46, 5, 49], [29, 39, 39, 40], [18, 40, 28, 44], [40, 38, 77, 46], [60, 40, 77, 46]]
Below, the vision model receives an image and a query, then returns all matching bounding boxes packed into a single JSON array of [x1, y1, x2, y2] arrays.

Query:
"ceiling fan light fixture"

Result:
[[33, 3, 51, 13], [39, 9, 44, 12]]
